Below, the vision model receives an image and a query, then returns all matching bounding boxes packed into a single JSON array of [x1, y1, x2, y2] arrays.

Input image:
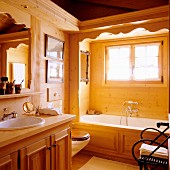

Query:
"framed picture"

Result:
[[45, 34, 64, 60], [46, 60, 63, 83]]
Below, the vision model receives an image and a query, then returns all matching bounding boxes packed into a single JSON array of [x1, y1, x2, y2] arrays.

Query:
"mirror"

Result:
[[23, 102, 35, 113], [80, 50, 90, 84], [0, 29, 30, 88], [0, 13, 30, 89]]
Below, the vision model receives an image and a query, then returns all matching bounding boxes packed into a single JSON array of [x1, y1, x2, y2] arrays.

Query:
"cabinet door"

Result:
[[0, 152, 18, 170], [19, 137, 51, 170], [51, 128, 71, 170]]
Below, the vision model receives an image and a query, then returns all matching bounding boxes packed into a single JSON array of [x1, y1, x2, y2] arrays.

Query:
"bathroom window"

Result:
[[105, 39, 164, 84]]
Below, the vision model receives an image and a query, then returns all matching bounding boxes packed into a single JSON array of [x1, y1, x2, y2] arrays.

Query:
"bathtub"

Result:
[[80, 114, 167, 129], [73, 114, 168, 164]]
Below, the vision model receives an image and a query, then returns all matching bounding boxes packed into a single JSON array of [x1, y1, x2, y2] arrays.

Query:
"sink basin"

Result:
[[0, 116, 45, 130]]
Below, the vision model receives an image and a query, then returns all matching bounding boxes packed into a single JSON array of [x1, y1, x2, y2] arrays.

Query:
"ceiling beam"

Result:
[[74, 0, 168, 10]]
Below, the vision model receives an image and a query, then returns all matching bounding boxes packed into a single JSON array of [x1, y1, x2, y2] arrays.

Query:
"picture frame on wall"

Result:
[[46, 60, 63, 83], [45, 34, 64, 60]]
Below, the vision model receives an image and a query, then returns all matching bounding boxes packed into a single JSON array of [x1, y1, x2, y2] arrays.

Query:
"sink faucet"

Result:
[[2, 108, 17, 120]]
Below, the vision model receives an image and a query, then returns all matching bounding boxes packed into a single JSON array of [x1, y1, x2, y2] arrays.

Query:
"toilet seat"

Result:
[[72, 129, 90, 141]]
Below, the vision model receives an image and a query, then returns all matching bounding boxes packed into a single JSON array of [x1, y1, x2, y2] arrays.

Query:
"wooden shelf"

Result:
[[0, 92, 42, 99]]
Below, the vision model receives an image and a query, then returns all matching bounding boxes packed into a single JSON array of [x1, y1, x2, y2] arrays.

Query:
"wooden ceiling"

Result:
[[51, 0, 169, 21]]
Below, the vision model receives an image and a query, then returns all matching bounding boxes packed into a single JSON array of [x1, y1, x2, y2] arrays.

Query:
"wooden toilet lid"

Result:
[[72, 129, 90, 141]]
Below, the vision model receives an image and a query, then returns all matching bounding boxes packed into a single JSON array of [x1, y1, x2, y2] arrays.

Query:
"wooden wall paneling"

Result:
[[30, 16, 41, 106], [63, 33, 70, 114], [79, 41, 90, 116], [88, 35, 169, 120], [47, 87, 63, 102], [79, 83, 90, 115], [0, 97, 30, 117], [39, 20, 68, 113], [69, 34, 80, 120]]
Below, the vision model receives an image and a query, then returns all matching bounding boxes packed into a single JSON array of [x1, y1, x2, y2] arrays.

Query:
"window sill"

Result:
[[104, 81, 167, 87]]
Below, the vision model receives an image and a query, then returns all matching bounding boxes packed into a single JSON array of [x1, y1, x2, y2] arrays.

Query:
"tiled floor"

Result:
[[72, 152, 138, 170]]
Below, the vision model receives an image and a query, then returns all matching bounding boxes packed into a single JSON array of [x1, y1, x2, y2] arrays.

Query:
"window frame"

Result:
[[104, 35, 168, 87]]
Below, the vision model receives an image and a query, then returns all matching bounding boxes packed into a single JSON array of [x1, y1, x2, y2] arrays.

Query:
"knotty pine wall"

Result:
[[0, 2, 69, 117], [79, 41, 90, 116], [90, 40, 168, 120], [70, 19, 169, 121], [39, 19, 69, 112]]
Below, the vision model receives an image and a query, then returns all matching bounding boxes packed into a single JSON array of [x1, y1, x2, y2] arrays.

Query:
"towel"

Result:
[[140, 143, 168, 159], [39, 108, 62, 116]]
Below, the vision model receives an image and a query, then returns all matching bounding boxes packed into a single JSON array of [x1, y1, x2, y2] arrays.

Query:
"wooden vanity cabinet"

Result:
[[19, 137, 51, 170], [19, 127, 71, 170], [0, 116, 74, 170], [0, 152, 18, 170], [51, 129, 71, 170]]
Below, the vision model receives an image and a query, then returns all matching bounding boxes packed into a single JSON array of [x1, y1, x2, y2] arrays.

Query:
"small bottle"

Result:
[[0, 77, 8, 95]]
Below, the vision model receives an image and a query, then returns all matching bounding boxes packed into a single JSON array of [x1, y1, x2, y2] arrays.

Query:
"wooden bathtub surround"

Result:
[[73, 122, 168, 165], [0, 114, 75, 170]]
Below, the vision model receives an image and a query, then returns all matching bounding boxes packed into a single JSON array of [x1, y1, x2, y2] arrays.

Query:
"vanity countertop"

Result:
[[0, 114, 76, 148]]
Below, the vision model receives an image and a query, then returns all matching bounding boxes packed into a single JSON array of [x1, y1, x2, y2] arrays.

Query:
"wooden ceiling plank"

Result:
[[74, 0, 168, 10], [79, 5, 169, 31]]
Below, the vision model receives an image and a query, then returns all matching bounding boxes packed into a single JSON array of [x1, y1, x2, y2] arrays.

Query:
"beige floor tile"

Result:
[[79, 156, 138, 170]]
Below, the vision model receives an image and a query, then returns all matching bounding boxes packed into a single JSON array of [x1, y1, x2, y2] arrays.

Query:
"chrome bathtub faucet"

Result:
[[120, 101, 139, 125], [124, 101, 139, 117]]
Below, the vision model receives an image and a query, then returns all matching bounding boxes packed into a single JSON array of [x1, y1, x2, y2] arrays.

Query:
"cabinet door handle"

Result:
[[53, 144, 56, 147], [47, 146, 52, 150]]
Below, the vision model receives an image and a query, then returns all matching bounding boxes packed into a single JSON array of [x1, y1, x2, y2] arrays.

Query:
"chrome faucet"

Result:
[[124, 101, 139, 117], [2, 108, 17, 120], [120, 101, 139, 126]]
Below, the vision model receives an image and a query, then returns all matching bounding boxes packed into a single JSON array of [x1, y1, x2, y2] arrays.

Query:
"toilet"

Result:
[[72, 129, 90, 157]]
